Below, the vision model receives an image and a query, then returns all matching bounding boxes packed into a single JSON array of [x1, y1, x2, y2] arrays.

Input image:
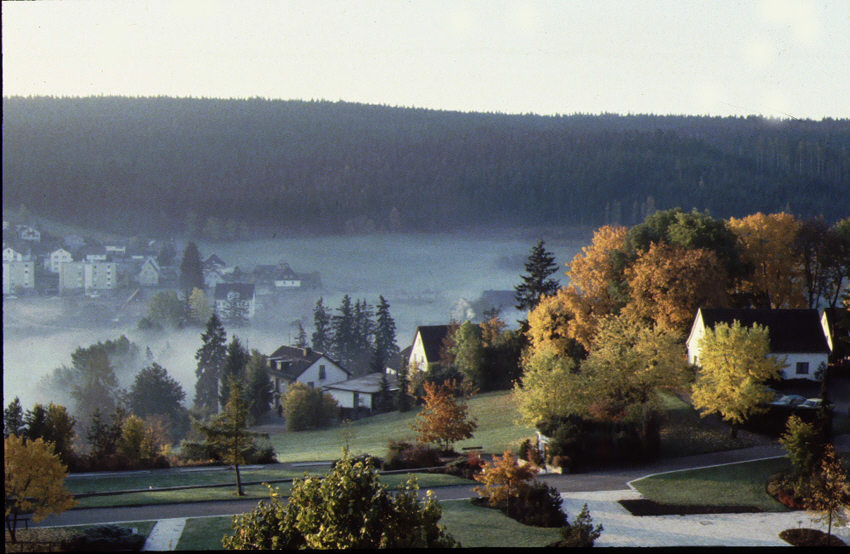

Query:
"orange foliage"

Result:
[[473, 449, 538, 507], [412, 380, 477, 451], [623, 243, 729, 335], [561, 225, 629, 349]]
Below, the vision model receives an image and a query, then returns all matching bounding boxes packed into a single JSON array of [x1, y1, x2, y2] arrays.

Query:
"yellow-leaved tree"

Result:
[[691, 321, 786, 437], [5, 435, 76, 543], [727, 212, 806, 309], [623, 242, 729, 335]]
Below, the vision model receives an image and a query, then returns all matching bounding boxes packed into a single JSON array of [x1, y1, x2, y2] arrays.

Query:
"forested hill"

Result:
[[3, 96, 849, 236]]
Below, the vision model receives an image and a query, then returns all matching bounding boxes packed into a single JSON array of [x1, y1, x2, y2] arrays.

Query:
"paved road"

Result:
[[34, 434, 850, 528]]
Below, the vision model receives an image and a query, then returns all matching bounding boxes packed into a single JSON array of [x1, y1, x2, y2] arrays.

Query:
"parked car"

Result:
[[770, 394, 807, 407], [797, 398, 822, 410]]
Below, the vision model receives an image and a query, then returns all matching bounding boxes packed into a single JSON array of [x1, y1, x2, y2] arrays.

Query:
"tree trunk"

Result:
[[729, 422, 738, 439], [235, 462, 244, 496]]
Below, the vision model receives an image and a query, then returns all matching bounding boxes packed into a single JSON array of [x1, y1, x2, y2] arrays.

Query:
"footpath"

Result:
[[36, 434, 850, 549]]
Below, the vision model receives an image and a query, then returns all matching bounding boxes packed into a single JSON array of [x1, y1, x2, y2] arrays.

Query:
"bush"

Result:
[[333, 453, 382, 470], [555, 504, 603, 547], [443, 451, 485, 479], [222, 453, 458, 549], [282, 382, 339, 431], [382, 441, 443, 470], [67, 525, 146, 552], [504, 481, 566, 527]]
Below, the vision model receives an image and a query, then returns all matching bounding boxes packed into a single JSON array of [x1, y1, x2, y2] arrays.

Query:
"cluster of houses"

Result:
[[269, 306, 849, 420], [2, 222, 177, 297], [2, 222, 319, 325]]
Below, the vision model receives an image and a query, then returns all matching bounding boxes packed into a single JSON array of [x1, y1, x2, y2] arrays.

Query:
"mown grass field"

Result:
[[176, 500, 562, 550], [631, 457, 793, 512], [266, 390, 537, 462], [70, 471, 470, 509]]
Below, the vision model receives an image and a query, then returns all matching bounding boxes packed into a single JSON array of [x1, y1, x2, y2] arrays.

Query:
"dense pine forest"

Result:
[[3, 96, 849, 236]]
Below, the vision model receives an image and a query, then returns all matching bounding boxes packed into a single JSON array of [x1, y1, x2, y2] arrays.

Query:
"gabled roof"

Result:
[[324, 372, 399, 394], [697, 308, 829, 354], [204, 254, 227, 268], [268, 345, 349, 380], [213, 282, 255, 300], [415, 325, 451, 363]]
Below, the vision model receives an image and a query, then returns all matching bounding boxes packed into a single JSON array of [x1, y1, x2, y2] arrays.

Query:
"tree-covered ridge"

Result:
[[3, 96, 849, 235]]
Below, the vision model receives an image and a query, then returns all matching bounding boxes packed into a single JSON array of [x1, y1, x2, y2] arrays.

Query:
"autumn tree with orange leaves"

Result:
[[623, 243, 730, 336], [728, 212, 806, 309], [474, 449, 538, 508], [412, 380, 477, 452], [560, 225, 629, 349]]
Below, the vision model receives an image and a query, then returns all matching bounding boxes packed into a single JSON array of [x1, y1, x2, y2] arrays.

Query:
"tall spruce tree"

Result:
[[220, 336, 250, 410], [179, 241, 205, 294], [396, 363, 412, 412], [4, 397, 25, 438], [194, 313, 227, 416], [331, 295, 356, 369], [294, 322, 309, 348], [373, 296, 399, 373], [514, 239, 560, 312], [312, 298, 332, 353], [352, 299, 375, 372]]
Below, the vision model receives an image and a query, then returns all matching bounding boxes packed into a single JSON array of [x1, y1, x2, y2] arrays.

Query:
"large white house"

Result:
[[687, 308, 830, 381], [407, 325, 451, 371], [59, 261, 118, 294], [213, 283, 256, 321], [48, 248, 74, 273], [3, 261, 35, 295], [267, 345, 350, 410]]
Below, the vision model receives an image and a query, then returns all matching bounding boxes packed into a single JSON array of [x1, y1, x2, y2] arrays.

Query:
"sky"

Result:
[[2, 0, 849, 119]]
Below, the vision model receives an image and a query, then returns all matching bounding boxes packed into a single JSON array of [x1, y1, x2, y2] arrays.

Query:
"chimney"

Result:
[[302, 347, 311, 357]]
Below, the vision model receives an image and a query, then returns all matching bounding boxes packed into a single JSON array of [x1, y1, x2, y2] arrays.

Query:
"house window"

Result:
[[308, 381, 314, 388], [319, 365, 326, 380], [796, 362, 809, 375], [353, 392, 360, 408]]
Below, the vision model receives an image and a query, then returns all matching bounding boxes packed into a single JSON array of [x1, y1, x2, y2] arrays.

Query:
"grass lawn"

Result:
[[266, 390, 537, 462], [631, 457, 793, 512], [656, 391, 762, 457], [71, 472, 470, 509], [176, 500, 562, 550]]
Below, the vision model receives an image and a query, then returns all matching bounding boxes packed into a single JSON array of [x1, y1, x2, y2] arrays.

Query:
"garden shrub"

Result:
[[553, 504, 603, 547], [282, 382, 339, 431], [67, 525, 146, 552], [503, 481, 566, 527], [382, 441, 443, 470], [443, 451, 485, 479]]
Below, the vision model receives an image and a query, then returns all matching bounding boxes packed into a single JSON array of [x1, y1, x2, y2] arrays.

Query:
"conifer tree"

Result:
[[179, 241, 205, 294], [194, 313, 227, 416], [220, 336, 249, 410], [331, 295, 356, 368], [294, 322, 309, 348], [4, 396, 25, 438], [311, 298, 332, 353], [514, 239, 560, 312], [396, 364, 412, 412], [374, 295, 399, 372]]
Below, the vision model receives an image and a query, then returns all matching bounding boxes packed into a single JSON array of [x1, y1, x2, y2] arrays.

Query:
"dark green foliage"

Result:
[[294, 321, 309, 349], [244, 351, 273, 423], [330, 294, 357, 369], [556, 504, 604, 547], [281, 382, 339, 431], [503, 481, 566, 528], [311, 297, 331, 353], [67, 525, 146, 552], [21, 403, 77, 467], [128, 363, 190, 440], [514, 239, 560, 312], [179, 241, 204, 293], [373, 295, 399, 367], [86, 406, 126, 461], [539, 414, 660, 471], [194, 313, 227, 417], [5, 97, 849, 235], [144, 290, 185, 329], [395, 364, 412, 412], [219, 336, 249, 410], [4, 397, 25, 437], [157, 240, 177, 267], [222, 453, 458, 549]]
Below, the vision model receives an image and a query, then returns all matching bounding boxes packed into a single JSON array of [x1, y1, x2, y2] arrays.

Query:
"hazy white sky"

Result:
[[3, 0, 849, 118]]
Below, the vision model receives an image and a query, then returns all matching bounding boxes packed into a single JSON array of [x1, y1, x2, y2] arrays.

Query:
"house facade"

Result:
[[324, 371, 398, 415], [687, 308, 830, 382], [267, 345, 350, 410], [59, 261, 118, 293], [3, 247, 24, 262], [49, 248, 74, 273], [407, 325, 451, 371], [3, 261, 35, 295], [213, 283, 256, 320], [17, 225, 41, 242], [136, 257, 161, 287], [822, 307, 850, 365]]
